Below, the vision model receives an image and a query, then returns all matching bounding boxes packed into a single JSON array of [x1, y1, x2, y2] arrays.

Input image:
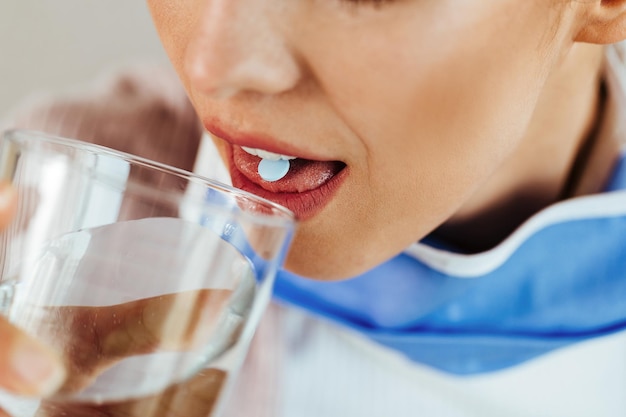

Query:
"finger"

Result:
[[0, 316, 65, 397], [99, 288, 234, 356], [67, 289, 232, 358], [33, 289, 232, 394], [37, 368, 227, 417], [0, 183, 17, 230], [0, 406, 11, 417]]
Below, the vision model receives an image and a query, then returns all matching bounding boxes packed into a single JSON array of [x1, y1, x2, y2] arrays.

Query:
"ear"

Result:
[[574, 0, 626, 44]]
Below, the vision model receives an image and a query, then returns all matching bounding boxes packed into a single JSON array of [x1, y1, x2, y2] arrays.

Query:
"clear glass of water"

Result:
[[0, 130, 296, 417]]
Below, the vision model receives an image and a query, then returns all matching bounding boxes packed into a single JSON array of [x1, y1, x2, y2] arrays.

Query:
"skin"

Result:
[[3, 0, 626, 412], [147, 0, 626, 279], [1, 283, 231, 417]]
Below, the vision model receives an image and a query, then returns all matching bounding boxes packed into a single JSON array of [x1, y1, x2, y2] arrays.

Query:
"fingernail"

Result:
[[12, 338, 66, 397]]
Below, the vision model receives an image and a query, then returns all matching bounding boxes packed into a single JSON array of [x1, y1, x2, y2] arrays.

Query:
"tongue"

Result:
[[233, 147, 343, 193]]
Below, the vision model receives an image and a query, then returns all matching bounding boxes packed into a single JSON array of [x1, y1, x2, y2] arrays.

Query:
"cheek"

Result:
[[320, 11, 555, 211], [145, 1, 200, 87], [286, 3, 561, 279], [314, 3, 557, 154]]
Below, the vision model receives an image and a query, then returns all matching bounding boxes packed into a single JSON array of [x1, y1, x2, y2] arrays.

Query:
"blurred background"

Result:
[[0, 1, 169, 115]]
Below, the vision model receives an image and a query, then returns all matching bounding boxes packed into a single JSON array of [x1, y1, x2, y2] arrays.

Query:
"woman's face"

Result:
[[147, 0, 577, 279]]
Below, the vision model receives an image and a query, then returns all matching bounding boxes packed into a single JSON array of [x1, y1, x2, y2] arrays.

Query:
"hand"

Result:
[[32, 289, 233, 417], [1, 66, 224, 416], [35, 289, 232, 396], [0, 180, 232, 416], [0, 183, 67, 415], [4, 287, 233, 417]]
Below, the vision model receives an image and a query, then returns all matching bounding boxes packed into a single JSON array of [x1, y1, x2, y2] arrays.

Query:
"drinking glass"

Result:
[[0, 130, 295, 417]]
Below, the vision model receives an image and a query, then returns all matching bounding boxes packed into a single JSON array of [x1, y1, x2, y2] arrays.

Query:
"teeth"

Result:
[[241, 146, 296, 161]]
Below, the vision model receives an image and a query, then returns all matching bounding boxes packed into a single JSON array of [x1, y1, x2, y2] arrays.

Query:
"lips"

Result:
[[227, 146, 346, 220], [202, 122, 348, 220]]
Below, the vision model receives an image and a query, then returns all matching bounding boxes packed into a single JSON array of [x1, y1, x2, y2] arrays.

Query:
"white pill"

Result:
[[258, 158, 290, 182]]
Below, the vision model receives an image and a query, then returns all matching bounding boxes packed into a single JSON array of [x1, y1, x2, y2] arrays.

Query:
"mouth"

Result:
[[204, 122, 349, 219], [228, 146, 347, 221], [205, 123, 348, 220]]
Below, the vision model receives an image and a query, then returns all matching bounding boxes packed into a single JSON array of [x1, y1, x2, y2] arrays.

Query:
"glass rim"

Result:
[[3, 129, 297, 228]]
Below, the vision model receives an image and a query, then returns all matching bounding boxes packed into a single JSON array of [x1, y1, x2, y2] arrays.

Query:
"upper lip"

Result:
[[203, 120, 332, 162]]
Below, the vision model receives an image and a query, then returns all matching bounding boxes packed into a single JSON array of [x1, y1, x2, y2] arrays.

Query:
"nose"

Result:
[[184, 1, 301, 99]]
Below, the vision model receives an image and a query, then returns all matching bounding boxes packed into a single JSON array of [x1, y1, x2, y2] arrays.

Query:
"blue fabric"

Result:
[[272, 153, 626, 375]]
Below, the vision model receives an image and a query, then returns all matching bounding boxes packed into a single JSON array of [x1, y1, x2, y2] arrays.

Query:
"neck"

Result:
[[434, 43, 616, 253]]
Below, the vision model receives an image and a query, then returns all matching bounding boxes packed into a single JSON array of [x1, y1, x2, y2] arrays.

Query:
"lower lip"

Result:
[[226, 148, 348, 221]]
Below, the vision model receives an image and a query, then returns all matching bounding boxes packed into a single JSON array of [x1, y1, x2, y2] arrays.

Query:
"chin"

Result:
[[283, 256, 357, 281], [282, 235, 376, 281]]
